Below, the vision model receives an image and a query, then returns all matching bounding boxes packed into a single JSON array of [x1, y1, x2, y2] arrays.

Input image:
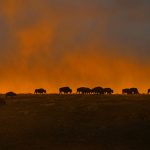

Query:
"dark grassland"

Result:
[[0, 94, 150, 150]]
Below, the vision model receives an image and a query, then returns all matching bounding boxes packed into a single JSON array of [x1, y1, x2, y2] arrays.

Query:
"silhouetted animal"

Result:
[[92, 87, 104, 94], [148, 89, 150, 94], [34, 88, 46, 94], [122, 88, 139, 95], [6, 92, 17, 98], [130, 88, 139, 94], [59, 87, 72, 94], [122, 88, 131, 94], [77, 87, 91, 94], [103, 88, 113, 94]]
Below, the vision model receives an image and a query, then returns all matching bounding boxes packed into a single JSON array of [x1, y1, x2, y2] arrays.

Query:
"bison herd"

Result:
[[58, 87, 142, 95], [57, 87, 141, 95], [2, 87, 150, 97], [34, 87, 113, 95], [33, 87, 150, 95], [1, 87, 150, 105], [57, 87, 150, 95]]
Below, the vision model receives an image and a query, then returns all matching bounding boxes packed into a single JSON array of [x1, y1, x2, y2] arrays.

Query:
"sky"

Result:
[[0, 0, 150, 93]]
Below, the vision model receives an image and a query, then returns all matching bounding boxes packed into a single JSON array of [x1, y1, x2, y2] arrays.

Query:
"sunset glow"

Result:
[[0, 0, 149, 93]]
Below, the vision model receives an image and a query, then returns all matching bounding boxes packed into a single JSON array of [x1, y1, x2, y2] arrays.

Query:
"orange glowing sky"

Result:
[[0, 0, 150, 93]]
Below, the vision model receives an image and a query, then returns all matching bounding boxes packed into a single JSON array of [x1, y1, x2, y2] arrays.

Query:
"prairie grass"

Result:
[[0, 94, 150, 150]]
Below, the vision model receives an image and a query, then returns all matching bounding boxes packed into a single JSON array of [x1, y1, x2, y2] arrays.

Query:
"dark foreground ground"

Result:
[[0, 94, 150, 150]]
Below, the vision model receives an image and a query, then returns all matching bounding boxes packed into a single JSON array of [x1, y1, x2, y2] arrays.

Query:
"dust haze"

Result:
[[0, 0, 150, 93]]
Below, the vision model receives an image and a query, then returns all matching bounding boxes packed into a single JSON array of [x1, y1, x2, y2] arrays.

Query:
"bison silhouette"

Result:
[[59, 87, 72, 94], [103, 88, 113, 94], [148, 89, 150, 94], [130, 88, 139, 94], [122, 88, 139, 95], [122, 88, 131, 94], [34, 88, 46, 94], [6, 92, 17, 98], [77, 87, 91, 94], [92, 87, 104, 94]]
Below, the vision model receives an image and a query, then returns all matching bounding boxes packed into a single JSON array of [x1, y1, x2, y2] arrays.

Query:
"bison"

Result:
[[148, 89, 150, 94], [103, 88, 114, 95], [59, 87, 72, 94], [34, 88, 46, 94], [77, 87, 91, 94], [122, 88, 139, 95], [91, 87, 104, 95], [6, 92, 17, 98], [130, 88, 139, 94], [122, 88, 131, 95]]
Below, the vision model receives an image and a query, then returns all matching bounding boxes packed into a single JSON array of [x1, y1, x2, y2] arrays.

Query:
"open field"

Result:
[[0, 94, 150, 150]]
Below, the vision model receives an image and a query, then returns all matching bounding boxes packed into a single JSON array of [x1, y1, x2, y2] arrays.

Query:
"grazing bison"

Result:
[[6, 92, 17, 98], [34, 88, 46, 94], [59, 87, 72, 94], [130, 88, 139, 94], [148, 89, 150, 94], [122, 88, 139, 95], [122, 88, 131, 95], [77, 87, 91, 94], [92, 87, 104, 95], [103, 88, 114, 94]]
